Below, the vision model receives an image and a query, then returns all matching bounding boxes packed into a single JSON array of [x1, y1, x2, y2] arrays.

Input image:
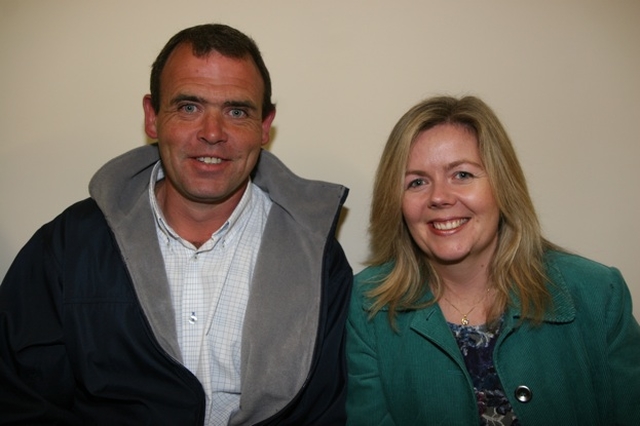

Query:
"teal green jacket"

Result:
[[346, 251, 640, 425]]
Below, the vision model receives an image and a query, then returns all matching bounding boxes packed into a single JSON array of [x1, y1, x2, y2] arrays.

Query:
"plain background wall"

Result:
[[1, 0, 639, 318]]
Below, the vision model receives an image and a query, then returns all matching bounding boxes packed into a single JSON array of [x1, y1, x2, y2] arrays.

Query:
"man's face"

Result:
[[143, 43, 275, 211]]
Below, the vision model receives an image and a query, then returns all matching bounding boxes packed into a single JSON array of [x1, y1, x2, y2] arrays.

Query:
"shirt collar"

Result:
[[148, 161, 254, 249]]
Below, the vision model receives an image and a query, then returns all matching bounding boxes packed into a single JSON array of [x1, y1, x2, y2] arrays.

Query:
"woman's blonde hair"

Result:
[[367, 95, 554, 325]]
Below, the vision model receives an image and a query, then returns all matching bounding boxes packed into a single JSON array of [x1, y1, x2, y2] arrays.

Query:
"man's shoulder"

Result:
[[89, 144, 158, 210], [254, 150, 348, 235], [253, 150, 348, 203], [38, 198, 108, 240]]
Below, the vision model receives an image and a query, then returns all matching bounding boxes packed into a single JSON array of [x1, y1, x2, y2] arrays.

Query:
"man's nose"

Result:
[[198, 110, 227, 144]]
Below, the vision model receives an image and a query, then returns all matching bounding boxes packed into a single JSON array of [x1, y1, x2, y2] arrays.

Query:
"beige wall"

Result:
[[1, 0, 639, 318]]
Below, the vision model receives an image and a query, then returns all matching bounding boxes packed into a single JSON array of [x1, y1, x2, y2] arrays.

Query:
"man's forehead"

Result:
[[166, 43, 256, 72], [158, 45, 264, 109], [162, 45, 262, 87]]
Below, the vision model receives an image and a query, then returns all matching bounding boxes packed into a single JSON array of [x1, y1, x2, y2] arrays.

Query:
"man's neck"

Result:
[[154, 180, 245, 247]]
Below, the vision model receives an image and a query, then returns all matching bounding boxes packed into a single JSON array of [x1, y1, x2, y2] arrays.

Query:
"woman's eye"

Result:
[[455, 171, 473, 179], [407, 178, 425, 189]]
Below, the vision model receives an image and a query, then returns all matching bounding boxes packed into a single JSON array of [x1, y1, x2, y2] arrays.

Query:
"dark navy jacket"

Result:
[[0, 146, 352, 425]]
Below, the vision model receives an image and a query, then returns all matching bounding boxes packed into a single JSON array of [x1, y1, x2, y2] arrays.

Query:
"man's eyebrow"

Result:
[[222, 100, 258, 110], [169, 94, 206, 105], [168, 95, 258, 111]]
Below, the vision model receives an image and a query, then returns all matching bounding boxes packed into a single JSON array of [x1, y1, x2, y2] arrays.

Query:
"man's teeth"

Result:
[[197, 157, 222, 164], [432, 219, 468, 230]]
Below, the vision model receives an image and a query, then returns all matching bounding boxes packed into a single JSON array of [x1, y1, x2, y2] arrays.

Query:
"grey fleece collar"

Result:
[[89, 144, 349, 424]]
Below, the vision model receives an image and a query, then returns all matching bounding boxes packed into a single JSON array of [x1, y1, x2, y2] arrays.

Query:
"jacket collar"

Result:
[[232, 149, 349, 425], [367, 252, 576, 326], [505, 253, 576, 324], [405, 256, 577, 367], [90, 144, 350, 425], [409, 301, 462, 359], [89, 144, 182, 361]]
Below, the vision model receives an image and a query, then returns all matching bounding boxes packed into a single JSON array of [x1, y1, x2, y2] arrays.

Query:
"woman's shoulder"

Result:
[[545, 250, 628, 310], [351, 262, 394, 307], [545, 250, 622, 283], [354, 262, 394, 285]]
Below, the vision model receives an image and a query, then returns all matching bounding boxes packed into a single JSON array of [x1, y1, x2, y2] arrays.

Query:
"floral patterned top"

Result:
[[448, 321, 520, 426]]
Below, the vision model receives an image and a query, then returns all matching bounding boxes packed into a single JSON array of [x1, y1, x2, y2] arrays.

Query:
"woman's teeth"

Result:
[[432, 218, 468, 230]]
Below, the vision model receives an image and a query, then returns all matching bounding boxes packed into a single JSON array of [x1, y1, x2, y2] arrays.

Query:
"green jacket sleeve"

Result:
[[604, 268, 640, 425]]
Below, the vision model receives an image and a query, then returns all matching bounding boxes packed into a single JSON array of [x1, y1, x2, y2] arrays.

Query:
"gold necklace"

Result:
[[443, 288, 491, 326]]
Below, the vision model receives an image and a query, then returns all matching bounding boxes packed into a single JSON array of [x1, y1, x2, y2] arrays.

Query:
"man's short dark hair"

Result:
[[149, 23, 275, 119]]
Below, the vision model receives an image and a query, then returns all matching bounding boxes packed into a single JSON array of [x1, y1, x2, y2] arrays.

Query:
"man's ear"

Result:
[[142, 95, 158, 139], [261, 108, 276, 146]]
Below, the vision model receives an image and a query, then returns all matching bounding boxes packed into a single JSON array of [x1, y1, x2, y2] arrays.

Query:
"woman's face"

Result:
[[402, 124, 501, 271]]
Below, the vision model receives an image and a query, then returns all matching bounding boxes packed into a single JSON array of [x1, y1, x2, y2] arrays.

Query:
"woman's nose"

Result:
[[428, 180, 455, 208]]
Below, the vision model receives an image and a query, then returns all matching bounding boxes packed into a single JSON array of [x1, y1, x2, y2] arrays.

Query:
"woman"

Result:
[[346, 95, 640, 425]]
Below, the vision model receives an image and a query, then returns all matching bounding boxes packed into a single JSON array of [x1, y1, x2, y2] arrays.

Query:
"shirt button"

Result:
[[514, 385, 532, 403]]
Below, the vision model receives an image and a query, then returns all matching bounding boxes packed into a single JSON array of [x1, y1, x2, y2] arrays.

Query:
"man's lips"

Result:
[[430, 218, 469, 231]]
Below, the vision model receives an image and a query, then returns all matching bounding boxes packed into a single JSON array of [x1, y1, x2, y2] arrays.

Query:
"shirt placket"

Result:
[[182, 247, 206, 373]]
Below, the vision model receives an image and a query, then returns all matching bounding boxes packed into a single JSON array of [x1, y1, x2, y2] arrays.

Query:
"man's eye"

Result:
[[180, 104, 198, 113], [229, 109, 247, 118]]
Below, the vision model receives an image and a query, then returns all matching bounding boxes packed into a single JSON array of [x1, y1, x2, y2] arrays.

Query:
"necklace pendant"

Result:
[[461, 315, 469, 326]]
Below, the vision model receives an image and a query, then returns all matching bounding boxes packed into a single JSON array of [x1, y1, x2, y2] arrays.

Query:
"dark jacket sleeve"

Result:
[[261, 237, 353, 426], [0, 212, 83, 425]]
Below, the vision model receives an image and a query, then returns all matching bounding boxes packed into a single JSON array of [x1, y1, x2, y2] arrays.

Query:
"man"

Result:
[[0, 24, 352, 425]]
